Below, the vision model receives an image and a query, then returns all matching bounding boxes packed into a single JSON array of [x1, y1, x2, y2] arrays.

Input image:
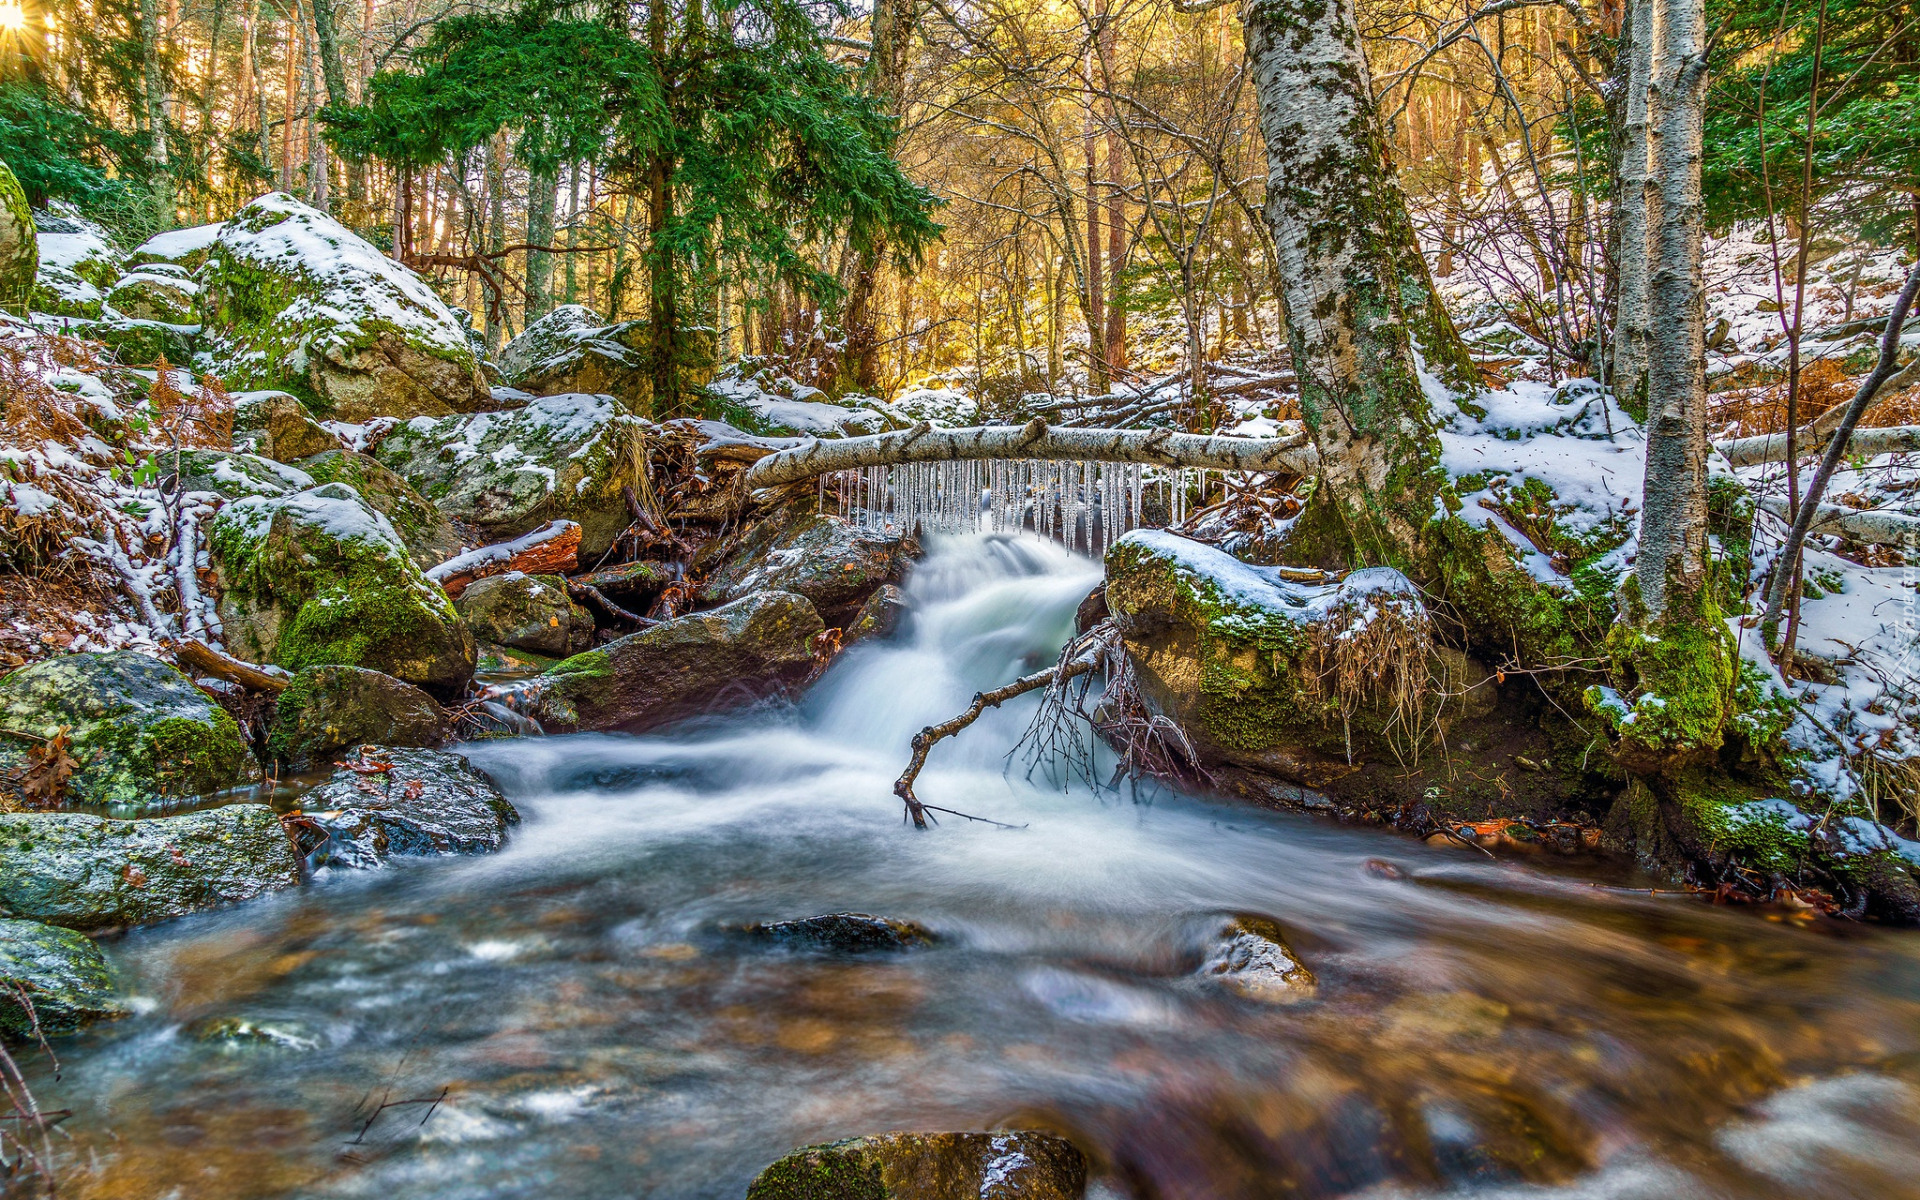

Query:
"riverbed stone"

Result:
[[0, 160, 37, 316], [291, 448, 462, 569], [846, 584, 908, 644], [269, 665, 449, 769], [531, 590, 823, 733], [0, 651, 251, 811], [455, 572, 589, 656], [0, 918, 126, 1039], [744, 912, 936, 952], [198, 192, 489, 420], [699, 506, 902, 621], [0, 805, 303, 931], [1196, 913, 1316, 1003], [293, 747, 518, 869], [746, 1131, 1088, 1200], [207, 482, 475, 693]]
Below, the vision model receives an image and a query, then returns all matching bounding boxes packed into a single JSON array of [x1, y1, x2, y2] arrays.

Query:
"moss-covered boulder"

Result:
[[232, 390, 338, 462], [127, 222, 224, 272], [163, 448, 318, 500], [1104, 530, 1433, 787], [372, 391, 649, 559], [498, 304, 654, 415], [106, 268, 200, 324], [531, 591, 823, 733], [208, 482, 475, 693], [455, 571, 590, 656], [198, 192, 488, 421], [290, 747, 518, 869], [0, 805, 303, 931], [0, 919, 126, 1039], [0, 160, 36, 316], [746, 1131, 1088, 1200], [0, 651, 251, 812], [699, 506, 903, 623], [29, 209, 123, 319], [56, 314, 198, 366], [292, 449, 461, 569], [269, 665, 449, 769]]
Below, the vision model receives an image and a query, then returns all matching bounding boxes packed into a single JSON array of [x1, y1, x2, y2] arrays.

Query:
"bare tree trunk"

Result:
[[837, 0, 917, 394], [525, 167, 557, 325], [1609, 0, 1654, 410], [280, 14, 300, 193], [1100, 9, 1127, 375], [484, 134, 507, 352], [138, 0, 175, 229], [1084, 74, 1108, 394]]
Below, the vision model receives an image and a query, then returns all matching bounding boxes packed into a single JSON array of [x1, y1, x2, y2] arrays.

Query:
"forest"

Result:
[[1, 0, 1919, 1193]]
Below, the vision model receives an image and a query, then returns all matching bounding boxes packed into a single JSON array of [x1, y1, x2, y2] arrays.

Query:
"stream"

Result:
[[27, 533, 1920, 1200]]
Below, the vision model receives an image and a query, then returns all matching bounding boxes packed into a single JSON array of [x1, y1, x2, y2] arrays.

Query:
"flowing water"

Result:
[[26, 534, 1920, 1200]]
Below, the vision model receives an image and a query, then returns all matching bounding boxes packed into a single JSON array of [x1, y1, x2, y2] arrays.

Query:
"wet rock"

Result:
[[0, 805, 302, 931], [0, 650, 251, 811], [208, 482, 475, 693], [292, 448, 462, 569], [268, 665, 449, 769], [1197, 914, 1316, 1003], [185, 1015, 320, 1049], [372, 391, 649, 559], [231, 390, 338, 463], [746, 1131, 1088, 1200], [0, 918, 125, 1039], [105, 268, 199, 324], [0, 160, 37, 316], [699, 506, 902, 621], [455, 571, 591, 657], [530, 591, 822, 734], [846, 584, 908, 644], [293, 747, 518, 869], [1073, 584, 1108, 635], [744, 912, 935, 952], [498, 304, 654, 415], [198, 192, 489, 420]]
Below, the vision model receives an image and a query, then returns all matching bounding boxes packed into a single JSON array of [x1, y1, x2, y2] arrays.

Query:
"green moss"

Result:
[[140, 712, 248, 795], [1589, 578, 1737, 766], [745, 1143, 887, 1200], [547, 649, 612, 682]]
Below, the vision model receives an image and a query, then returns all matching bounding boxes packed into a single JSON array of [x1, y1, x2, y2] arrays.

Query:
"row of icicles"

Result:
[[816, 459, 1211, 555]]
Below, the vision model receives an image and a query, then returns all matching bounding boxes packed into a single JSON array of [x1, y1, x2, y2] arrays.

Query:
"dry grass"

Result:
[[1710, 356, 1920, 440], [1297, 583, 1436, 761]]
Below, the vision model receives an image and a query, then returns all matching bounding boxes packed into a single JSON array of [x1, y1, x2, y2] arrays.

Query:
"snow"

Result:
[[424, 520, 579, 584], [1114, 528, 1424, 637], [36, 227, 118, 275], [132, 223, 225, 263]]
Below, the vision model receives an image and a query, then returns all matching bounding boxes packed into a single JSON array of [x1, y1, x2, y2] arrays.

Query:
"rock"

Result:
[[0, 160, 36, 316], [708, 365, 889, 436], [1073, 584, 1107, 634], [0, 651, 251, 811], [498, 304, 654, 415], [105, 269, 200, 324], [184, 1015, 320, 1049], [455, 572, 590, 656], [532, 591, 823, 733], [292, 449, 462, 569], [198, 192, 489, 421], [846, 584, 908, 644], [127, 221, 225, 272], [1196, 913, 1316, 1003], [268, 665, 449, 769], [163, 448, 318, 500], [78, 314, 199, 366], [231, 390, 338, 463], [30, 208, 122, 319], [747, 1131, 1088, 1200], [0, 918, 126, 1039], [292, 747, 518, 869], [0, 805, 303, 931], [699, 506, 902, 621], [743, 912, 936, 952], [208, 482, 475, 692], [1104, 529, 1431, 786], [372, 391, 650, 559]]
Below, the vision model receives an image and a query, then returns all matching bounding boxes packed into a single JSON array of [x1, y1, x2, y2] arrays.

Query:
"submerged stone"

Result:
[[746, 1131, 1088, 1200], [0, 805, 302, 931], [1196, 913, 1316, 1003], [744, 912, 936, 952], [0, 918, 125, 1039], [269, 665, 449, 769], [293, 747, 518, 869]]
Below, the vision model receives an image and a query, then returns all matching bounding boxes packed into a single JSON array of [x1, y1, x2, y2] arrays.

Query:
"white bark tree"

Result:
[[1609, 0, 1654, 410]]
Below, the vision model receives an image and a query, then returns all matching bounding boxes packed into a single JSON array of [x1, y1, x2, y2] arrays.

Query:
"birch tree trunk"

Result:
[[1244, 0, 1475, 565], [1609, 0, 1654, 412], [138, 0, 175, 230]]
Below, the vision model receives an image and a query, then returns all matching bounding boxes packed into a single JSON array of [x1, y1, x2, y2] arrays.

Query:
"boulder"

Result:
[[127, 222, 225, 272], [198, 192, 489, 421], [699, 506, 902, 622], [29, 208, 122, 319], [231, 391, 339, 463], [747, 1131, 1088, 1200], [268, 665, 449, 769], [708, 365, 889, 437], [743, 912, 936, 952], [291, 747, 518, 869], [0, 160, 35, 316], [71, 314, 198, 366], [847, 584, 908, 644], [0, 651, 251, 812], [292, 449, 462, 569], [105, 269, 200, 324], [207, 482, 475, 692], [372, 391, 649, 559], [1104, 530, 1432, 787], [0, 919, 126, 1039], [455, 572, 591, 656], [0, 805, 303, 931], [498, 305, 654, 415], [1195, 913, 1316, 1003], [531, 591, 823, 733], [164, 448, 317, 500]]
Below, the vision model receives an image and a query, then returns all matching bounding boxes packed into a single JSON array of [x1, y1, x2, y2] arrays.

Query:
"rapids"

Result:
[[24, 534, 1920, 1199]]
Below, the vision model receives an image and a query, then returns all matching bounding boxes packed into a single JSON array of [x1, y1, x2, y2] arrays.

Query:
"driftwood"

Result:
[[170, 639, 291, 693], [426, 521, 582, 598], [743, 418, 1319, 489]]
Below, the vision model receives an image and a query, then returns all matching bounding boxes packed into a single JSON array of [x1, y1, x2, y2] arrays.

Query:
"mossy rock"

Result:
[[291, 747, 518, 869], [532, 590, 822, 733], [746, 1131, 1088, 1200], [198, 193, 488, 421], [372, 391, 650, 559], [207, 482, 475, 693], [846, 584, 908, 644], [498, 304, 654, 416], [0, 160, 36, 316], [29, 210, 123, 319], [55, 315, 197, 366], [699, 505, 902, 620], [455, 571, 590, 656], [0, 918, 126, 1039], [162, 448, 321, 500], [0, 651, 251, 812], [232, 390, 337, 462], [269, 665, 450, 769], [127, 222, 224, 272], [106, 270, 200, 324], [0, 805, 303, 931], [293, 449, 461, 569]]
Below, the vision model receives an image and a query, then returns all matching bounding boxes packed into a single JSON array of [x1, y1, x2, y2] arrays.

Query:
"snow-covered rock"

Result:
[[497, 304, 653, 414], [106, 268, 199, 324], [706, 362, 889, 436], [198, 193, 488, 421], [129, 222, 224, 272], [29, 209, 123, 321]]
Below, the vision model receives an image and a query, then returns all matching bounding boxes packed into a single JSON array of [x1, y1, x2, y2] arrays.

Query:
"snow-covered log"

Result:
[[1718, 424, 1920, 468], [426, 520, 581, 597], [740, 419, 1318, 490], [1759, 496, 1920, 547]]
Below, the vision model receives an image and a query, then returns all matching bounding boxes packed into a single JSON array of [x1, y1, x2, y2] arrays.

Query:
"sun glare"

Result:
[[0, 2, 26, 32]]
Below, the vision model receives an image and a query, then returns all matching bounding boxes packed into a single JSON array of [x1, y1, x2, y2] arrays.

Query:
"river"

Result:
[[25, 533, 1920, 1199]]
